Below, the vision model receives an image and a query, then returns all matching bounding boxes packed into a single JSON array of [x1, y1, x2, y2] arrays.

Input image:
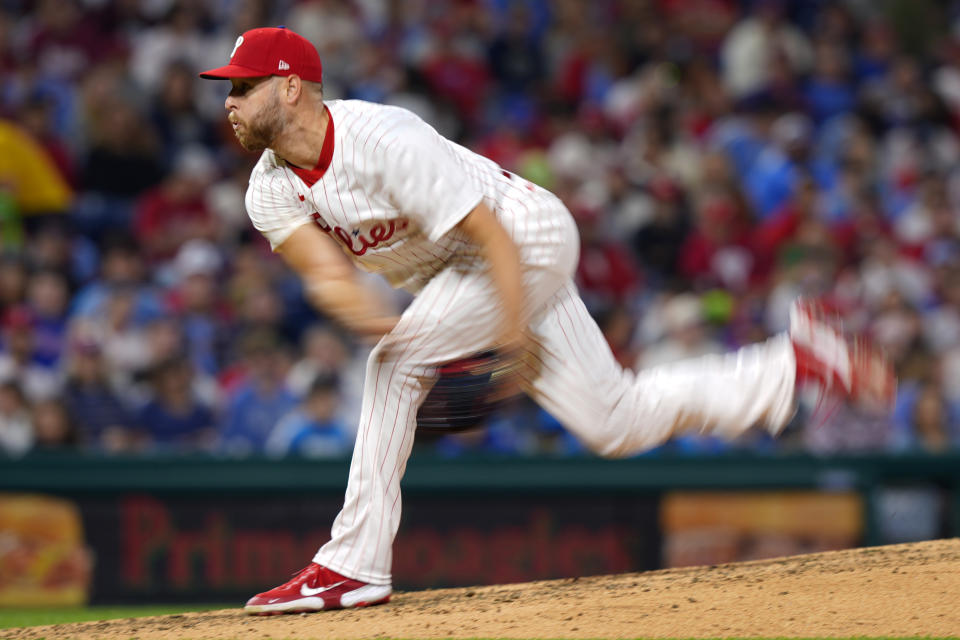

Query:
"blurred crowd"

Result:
[[1, 0, 959, 459]]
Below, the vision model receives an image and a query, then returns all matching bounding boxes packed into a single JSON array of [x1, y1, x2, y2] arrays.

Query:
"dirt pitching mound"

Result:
[[7, 538, 960, 639]]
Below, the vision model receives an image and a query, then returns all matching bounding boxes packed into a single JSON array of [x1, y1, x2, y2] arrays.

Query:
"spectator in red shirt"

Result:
[[678, 187, 755, 291], [15, 97, 75, 187], [26, 0, 112, 81], [133, 146, 218, 264], [421, 30, 491, 127], [752, 172, 838, 283], [573, 202, 643, 311]]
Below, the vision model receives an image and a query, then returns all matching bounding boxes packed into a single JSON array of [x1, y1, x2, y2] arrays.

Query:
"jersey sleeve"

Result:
[[245, 163, 312, 251], [379, 120, 484, 242]]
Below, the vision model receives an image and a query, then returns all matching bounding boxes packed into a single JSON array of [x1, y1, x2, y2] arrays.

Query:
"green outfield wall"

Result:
[[1, 452, 958, 604]]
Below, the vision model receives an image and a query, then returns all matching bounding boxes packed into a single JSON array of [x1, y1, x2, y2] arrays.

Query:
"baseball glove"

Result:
[[416, 350, 521, 433]]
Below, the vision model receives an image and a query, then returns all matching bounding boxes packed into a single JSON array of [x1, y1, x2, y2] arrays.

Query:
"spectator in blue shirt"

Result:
[[266, 372, 351, 458], [804, 41, 857, 125], [70, 237, 164, 325], [25, 269, 69, 368], [60, 333, 139, 452], [743, 112, 813, 219], [218, 330, 296, 455], [137, 355, 215, 451]]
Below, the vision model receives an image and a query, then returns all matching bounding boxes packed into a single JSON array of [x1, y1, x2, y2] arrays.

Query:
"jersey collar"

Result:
[[288, 105, 335, 188]]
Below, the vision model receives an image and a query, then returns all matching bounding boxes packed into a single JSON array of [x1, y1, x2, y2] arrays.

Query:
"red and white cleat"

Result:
[[789, 298, 896, 411], [244, 563, 391, 615]]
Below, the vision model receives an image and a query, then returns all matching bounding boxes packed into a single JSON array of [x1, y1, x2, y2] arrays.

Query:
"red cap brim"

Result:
[[198, 64, 270, 80]]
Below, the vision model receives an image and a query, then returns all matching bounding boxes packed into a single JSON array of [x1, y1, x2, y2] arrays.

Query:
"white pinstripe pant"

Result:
[[315, 207, 797, 585]]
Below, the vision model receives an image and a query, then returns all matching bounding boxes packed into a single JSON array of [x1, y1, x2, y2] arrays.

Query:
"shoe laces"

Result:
[[278, 563, 321, 588]]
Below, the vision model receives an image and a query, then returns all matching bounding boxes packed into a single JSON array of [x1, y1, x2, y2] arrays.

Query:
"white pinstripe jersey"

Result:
[[245, 99, 571, 292]]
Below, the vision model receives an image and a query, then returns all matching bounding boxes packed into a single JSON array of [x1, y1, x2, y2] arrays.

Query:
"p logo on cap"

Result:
[[230, 36, 244, 60]]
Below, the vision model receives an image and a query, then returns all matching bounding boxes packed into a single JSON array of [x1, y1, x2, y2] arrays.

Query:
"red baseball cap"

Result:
[[199, 27, 323, 82]]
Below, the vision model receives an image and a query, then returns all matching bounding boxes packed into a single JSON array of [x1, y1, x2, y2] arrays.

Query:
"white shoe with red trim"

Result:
[[789, 298, 896, 411], [244, 563, 391, 615]]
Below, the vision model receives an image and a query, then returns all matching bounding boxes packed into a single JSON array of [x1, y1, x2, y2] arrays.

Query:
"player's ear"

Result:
[[283, 74, 302, 104]]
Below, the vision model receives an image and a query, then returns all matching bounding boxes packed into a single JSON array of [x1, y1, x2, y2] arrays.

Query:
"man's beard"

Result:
[[234, 94, 286, 152]]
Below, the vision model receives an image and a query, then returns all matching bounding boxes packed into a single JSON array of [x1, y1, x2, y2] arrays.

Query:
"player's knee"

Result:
[[591, 435, 635, 459], [585, 420, 667, 459], [578, 422, 631, 458], [576, 396, 648, 458]]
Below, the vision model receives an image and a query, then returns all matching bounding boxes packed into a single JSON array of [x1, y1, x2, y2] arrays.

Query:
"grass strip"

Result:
[[0, 604, 232, 628]]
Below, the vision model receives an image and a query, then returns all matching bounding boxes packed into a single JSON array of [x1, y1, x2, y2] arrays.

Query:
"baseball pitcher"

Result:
[[199, 27, 894, 614]]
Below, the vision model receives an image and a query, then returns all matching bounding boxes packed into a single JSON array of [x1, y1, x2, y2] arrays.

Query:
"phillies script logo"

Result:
[[311, 213, 409, 256]]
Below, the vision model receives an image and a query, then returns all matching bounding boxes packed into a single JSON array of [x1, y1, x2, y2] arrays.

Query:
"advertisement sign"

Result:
[[0, 494, 92, 606], [73, 492, 659, 603], [661, 490, 862, 568]]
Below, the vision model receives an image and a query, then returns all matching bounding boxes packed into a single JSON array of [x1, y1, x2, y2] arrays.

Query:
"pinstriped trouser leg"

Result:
[[521, 282, 797, 458], [314, 264, 570, 584]]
